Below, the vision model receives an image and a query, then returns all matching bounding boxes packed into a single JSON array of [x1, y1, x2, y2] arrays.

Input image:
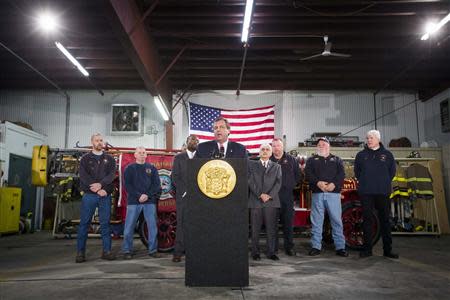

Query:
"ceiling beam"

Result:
[[106, 0, 171, 102]]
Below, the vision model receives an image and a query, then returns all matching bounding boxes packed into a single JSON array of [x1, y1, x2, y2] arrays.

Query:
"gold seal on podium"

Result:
[[197, 160, 237, 199]]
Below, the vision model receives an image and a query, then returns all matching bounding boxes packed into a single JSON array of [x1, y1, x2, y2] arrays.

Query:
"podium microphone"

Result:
[[212, 146, 225, 159]]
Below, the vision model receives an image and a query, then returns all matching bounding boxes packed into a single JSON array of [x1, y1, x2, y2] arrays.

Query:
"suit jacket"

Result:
[[195, 140, 248, 159], [171, 151, 190, 205], [248, 159, 282, 208]]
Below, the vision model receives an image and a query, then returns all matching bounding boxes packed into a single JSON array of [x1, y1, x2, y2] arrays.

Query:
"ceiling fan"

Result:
[[300, 35, 351, 61]]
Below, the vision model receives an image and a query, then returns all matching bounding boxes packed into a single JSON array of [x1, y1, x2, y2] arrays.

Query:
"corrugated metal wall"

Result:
[[423, 88, 450, 145], [0, 90, 166, 148], [376, 92, 424, 147], [0, 89, 427, 151], [0, 90, 66, 146], [173, 90, 424, 150]]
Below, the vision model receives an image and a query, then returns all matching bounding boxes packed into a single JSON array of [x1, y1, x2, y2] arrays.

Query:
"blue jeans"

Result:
[[76, 193, 111, 253], [310, 192, 346, 250], [122, 204, 158, 254]]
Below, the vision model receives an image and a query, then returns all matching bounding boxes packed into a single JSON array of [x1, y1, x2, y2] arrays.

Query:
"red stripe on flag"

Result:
[[231, 135, 274, 142], [231, 127, 275, 134], [196, 135, 274, 143], [244, 144, 264, 149], [229, 119, 274, 127], [221, 111, 274, 119], [195, 135, 215, 140], [222, 105, 274, 112]]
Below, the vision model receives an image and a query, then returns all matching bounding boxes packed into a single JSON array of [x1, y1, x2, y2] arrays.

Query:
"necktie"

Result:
[[219, 144, 225, 158]]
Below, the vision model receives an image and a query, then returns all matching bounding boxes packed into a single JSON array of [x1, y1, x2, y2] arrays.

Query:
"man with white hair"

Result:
[[305, 137, 348, 257], [248, 143, 282, 261], [354, 130, 398, 259], [122, 147, 161, 259]]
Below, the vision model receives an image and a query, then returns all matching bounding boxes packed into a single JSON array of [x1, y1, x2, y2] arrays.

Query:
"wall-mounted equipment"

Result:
[[111, 104, 143, 135]]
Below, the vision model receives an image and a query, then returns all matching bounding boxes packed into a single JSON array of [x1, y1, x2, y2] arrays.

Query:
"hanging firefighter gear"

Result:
[[406, 164, 434, 200], [390, 164, 410, 200]]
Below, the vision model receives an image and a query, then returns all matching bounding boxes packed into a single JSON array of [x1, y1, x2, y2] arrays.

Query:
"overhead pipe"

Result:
[[236, 45, 249, 96], [156, 45, 188, 87]]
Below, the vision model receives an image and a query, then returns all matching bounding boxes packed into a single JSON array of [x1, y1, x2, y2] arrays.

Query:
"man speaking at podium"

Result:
[[195, 117, 248, 159]]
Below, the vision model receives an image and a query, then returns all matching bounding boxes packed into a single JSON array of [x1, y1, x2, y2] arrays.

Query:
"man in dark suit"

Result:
[[195, 117, 248, 159], [171, 135, 199, 262], [248, 143, 282, 261]]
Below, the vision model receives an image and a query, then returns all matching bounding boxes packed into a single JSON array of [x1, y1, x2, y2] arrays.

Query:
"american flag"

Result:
[[189, 103, 275, 153]]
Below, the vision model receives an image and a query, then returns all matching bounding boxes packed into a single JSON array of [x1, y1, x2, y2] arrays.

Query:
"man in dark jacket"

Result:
[[355, 130, 398, 259], [270, 138, 301, 256], [76, 133, 116, 263], [122, 147, 161, 259], [171, 135, 199, 262], [305, 137, 348, 257], [195, 117, 247, 159]]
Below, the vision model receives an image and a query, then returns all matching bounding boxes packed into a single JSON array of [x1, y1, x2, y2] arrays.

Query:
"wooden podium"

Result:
[[185, 158, 249, 287]]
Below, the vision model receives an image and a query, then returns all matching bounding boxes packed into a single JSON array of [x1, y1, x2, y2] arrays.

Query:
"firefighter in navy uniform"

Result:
[[355, 129, 399, 259], [76, 133, 116, 263], [270, 138, 301, 256]]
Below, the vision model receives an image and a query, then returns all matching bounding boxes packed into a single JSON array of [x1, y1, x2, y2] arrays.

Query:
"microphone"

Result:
[[211, 145, 225, 159]]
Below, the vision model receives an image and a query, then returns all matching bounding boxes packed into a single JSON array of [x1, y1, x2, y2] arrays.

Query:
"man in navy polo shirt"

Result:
[[122, 147, 161, 259]]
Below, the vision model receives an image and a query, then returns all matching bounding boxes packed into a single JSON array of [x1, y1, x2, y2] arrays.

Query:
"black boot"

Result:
[[75, 252, 86, 263], [383, 251, 399, 259]]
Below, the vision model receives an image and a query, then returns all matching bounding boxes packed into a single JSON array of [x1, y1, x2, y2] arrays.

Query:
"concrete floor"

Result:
[[1, 232, 450, 300]]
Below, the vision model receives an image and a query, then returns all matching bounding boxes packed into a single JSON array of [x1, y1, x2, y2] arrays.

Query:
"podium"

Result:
[[185, 158, 249, 287]]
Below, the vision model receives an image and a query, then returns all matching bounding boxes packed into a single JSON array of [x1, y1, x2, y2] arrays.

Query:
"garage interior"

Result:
[[1, 0, 450, 299]]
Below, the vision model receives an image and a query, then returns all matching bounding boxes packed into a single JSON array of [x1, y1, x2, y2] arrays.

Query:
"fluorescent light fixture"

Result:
[[37, 11, 59, 33], [55, 42, 89, 77], [421, 13, 450, 40], [241, 0, 254, 43], [154, 95, 170, 121]]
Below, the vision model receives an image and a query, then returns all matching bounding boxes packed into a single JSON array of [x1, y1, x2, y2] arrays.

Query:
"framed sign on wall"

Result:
[[440, 99, 450, 133], [111, 104, 143, 135]]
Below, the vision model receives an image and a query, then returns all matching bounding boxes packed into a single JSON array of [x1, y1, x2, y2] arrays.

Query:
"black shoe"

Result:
[[268, 254, 280, 261], [101, 251, 116, 261], [149, 252, 162, 258], [308, 248, 321, 256], [252, 254, 261, 261], [172, 255, 182, 262], [75, 252, 85, 263], [285, 249, 296, 256], [123, 253, 133, 260], [359, 250, 373, 258], [336, 249, 349, 257], [383, 251, 399, 259]]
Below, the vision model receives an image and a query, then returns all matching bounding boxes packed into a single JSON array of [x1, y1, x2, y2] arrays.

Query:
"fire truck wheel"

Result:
[[138, 211, 177, 252], [342, 201, 381, 250]]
